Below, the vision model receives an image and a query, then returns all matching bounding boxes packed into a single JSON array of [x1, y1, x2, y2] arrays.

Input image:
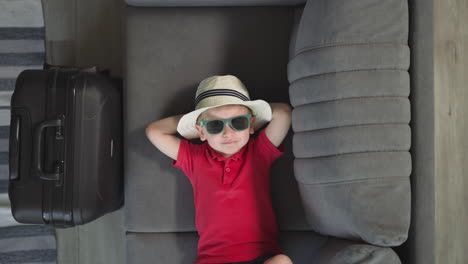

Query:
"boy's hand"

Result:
[[146, 115, 183, 160], [265, 103, 292, 147]]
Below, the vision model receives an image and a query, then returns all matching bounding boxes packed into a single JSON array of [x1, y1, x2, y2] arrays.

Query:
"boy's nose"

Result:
[[222, 123, 235, 136]]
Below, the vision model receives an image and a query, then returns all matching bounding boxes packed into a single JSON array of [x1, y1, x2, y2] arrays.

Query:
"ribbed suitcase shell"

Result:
[[9, 68, 123, 227]]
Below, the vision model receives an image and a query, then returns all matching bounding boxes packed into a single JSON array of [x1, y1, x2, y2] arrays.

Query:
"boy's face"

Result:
[[195, 105, 256, 158]]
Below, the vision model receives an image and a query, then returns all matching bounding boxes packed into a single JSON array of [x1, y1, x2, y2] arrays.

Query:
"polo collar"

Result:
[[206, 142, 248, 162]]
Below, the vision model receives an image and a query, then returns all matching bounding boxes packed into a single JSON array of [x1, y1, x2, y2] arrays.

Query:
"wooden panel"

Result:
[[434, 0, 468, 263], [56, 210, 125, 264], [0, 0, 44, 28]]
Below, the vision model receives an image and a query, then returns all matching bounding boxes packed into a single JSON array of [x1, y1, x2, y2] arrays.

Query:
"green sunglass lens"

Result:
[[231, 116, 249, 131], [206, 120, 224, 134]]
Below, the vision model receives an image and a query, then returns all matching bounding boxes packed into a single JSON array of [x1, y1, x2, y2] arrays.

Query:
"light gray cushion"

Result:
[[124, 6, 311, 232], [288, 0, 411, 247], [288, 44, 410, 83], [297, 174, 411, 247], [293, 0, 408, 53], [294, 152, 412, 185], [292, 97, 411, 132], [289, 71, 410, 108], [319, 238, 401, 264], [293, 124, 411, 158], [125, 0, 306, 7]]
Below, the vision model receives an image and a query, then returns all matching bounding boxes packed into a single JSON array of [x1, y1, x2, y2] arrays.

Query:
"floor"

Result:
[[42, 0, 126, 263], [0, 194, 19, 228], [55, 210, 125, 264], [0, 1, 58, 263]]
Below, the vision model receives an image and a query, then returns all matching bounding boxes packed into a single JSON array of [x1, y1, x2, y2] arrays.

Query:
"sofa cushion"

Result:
[[126, 0, 306, 7], [293, 0, 408, 52], [293, 124, 411, 158], [126, 231, 327, 264], [288, 44, 410, 83], [124, 6, 310, 232], [289, 71, 410, 108], [288, 0, 411, 247], [318, 238, 401, 264], [126, 232, 401, 264], [292, 97, 411, 132]]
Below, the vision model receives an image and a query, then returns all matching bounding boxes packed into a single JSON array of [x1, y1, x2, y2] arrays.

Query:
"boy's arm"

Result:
[[145, 114, 183, 160], [264, 103, 292, 147]]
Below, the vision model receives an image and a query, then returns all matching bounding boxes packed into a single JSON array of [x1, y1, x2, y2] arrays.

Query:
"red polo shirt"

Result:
[[174, 129, 284, 264]]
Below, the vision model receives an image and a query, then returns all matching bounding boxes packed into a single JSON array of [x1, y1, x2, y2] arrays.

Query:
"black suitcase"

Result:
[[8, 67, 123, 227]]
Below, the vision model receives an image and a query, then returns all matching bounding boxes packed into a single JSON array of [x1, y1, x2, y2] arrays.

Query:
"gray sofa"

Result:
[[124, 0, 412, 263]]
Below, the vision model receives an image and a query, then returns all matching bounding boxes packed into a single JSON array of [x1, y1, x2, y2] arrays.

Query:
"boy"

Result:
[[146, 75, 293, 264]]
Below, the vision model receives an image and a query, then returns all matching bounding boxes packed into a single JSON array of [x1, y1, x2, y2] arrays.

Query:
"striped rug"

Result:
[[0, 225, 56, 264], [0, 0, 45, 193], [0, 0, 56, 263]]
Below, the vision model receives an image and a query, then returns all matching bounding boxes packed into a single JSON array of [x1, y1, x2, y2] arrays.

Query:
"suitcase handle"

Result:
[[34, 119, 63, 181], [9, 115, 21, 181]]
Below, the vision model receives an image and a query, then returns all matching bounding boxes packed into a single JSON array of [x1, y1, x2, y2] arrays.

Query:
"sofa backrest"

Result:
[[289, 0, 411, 248]]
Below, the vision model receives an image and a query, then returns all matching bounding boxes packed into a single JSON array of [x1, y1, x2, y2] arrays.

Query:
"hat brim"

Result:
[[177, 100, 272, 139]]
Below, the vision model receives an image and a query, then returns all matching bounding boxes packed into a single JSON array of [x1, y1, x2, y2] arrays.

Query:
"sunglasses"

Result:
[[198, 114, 253, 135]]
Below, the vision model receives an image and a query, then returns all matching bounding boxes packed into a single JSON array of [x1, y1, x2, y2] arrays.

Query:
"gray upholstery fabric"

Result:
[[124, 6, 312, 232], [405, 0, 436, 262], [288, 45, 410, 83], [293, 124, 411, 158], [123, 1, 412, 263], [126, 232, 199, 264], [289, 71, 410, 108], [126, 231, 327, 264], [125, 0, 305, 7], [288, 0, 411, 248], [292, 0, 408, 53], [126, 232, 400, 264], [318, 238, 401, 264], [292, 98, 410, 132], [294, 152, 412, 185], [289, 7, 303, 60], [298, 178, 410, 247]]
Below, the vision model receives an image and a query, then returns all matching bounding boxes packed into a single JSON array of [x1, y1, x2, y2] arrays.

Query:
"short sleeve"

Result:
[[254, 129, 284, 165], [173, 140, 199, 182]]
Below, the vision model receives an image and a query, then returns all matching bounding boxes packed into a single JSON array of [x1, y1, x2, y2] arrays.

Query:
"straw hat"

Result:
[[177, 75, 272, 139]]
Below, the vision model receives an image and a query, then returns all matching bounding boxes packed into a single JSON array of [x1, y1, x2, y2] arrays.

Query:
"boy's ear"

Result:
[[249, 116, 256, 134], [195, 124, 206, 141]]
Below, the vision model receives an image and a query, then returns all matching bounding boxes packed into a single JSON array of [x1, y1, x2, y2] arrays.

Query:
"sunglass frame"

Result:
[[198, 114, 253, 135]]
